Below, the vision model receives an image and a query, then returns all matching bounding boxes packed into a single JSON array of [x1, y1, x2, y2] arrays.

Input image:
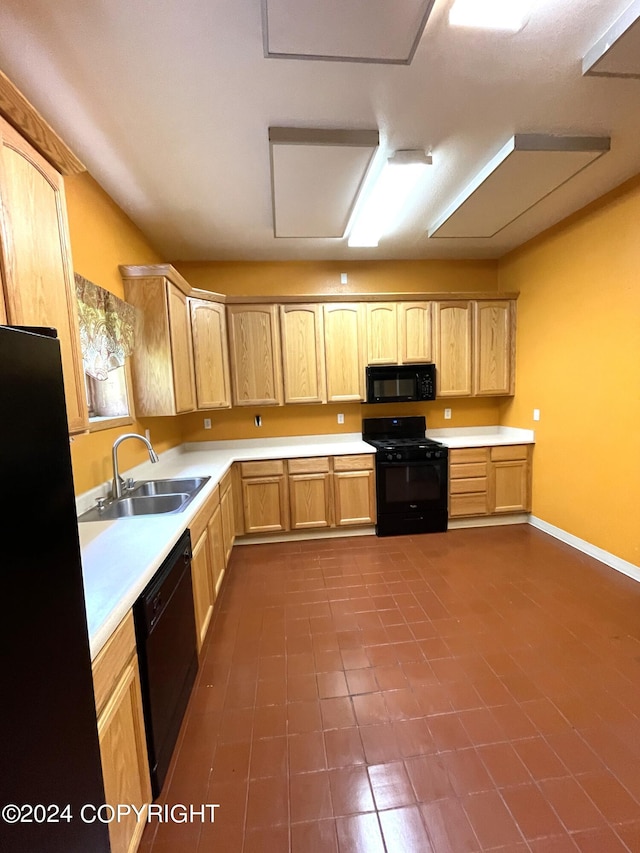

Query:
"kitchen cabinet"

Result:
[[0, 116, 88, 433], [333, 455, 376, 526], [280, 303, 327, 403], [474, 300, 515, 396], [365, 302, 398, 365], [398, 301, 433, 364], [227, 304, 283, 406], [449, 447, 489, 517], [288, 457, 332, 529], [449, 444, 532, 517], [219, 467, 235, 565], [189, 298, 232, 409], [92, 612, 151, 853], [323, 303, 366, 401], [434, 301, 473, 397], [489, 444, 531, 513], [191, 528, 214, 652], [121, 271, 196, 416], [240, 459, 289, 533], [208, 502, 226, 596]]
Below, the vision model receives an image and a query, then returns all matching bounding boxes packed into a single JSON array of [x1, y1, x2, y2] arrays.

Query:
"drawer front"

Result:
[[240, 459, 284, 477], [450, 493, 489, 517], [189, 486, 219, 544], [288, 456, 330, 474], [449, 447, 488, 464], [450, 461, 487, 479], [219, 467, 232, 494], [92, 611, 136, 716], [450, 477, 487, 495], [333, 454, 375, 472], [490, 444, 529, 462]]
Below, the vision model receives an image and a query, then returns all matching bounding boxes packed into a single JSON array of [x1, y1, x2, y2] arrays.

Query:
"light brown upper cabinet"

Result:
[[398, 302, 433, 364], [189, 298, 231, 409], [280, 304, 327, 404], [434, 301, 473, 397], [323, 303, 366, 402], [474, 300, 515, 396], [0, 117, 88, 433], [122, 274, 196, 416], [365, 302, 398, 365], [227, 304, 283, 406]]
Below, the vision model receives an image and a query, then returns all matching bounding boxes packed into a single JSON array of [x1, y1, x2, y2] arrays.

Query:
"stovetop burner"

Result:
[[367, 437, 444, 450]]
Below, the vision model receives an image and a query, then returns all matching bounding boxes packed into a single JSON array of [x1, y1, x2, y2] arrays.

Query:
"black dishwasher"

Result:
[[134, 530, 198, 798]]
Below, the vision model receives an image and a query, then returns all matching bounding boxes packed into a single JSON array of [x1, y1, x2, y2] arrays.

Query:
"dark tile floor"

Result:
[[139, 525, 640, 852]]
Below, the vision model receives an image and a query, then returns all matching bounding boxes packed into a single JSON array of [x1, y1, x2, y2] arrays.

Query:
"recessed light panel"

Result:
[[583, 0, 640, 78], [449, 0, 533, 32], [429, 134, 610, 239], [269, 128, 379, 238]]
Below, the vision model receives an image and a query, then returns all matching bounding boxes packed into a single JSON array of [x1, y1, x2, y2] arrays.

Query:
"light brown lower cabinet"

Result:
[[219, 468, 236, 564], [449, 444, 532, 518], [92, 612, 151, 853], [237, 454, 376, 535], [208, 502, 226, 596], [191, 528, 214, 652]]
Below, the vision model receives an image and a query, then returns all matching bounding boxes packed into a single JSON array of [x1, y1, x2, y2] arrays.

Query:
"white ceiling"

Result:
[[0, 0, 639, 262]]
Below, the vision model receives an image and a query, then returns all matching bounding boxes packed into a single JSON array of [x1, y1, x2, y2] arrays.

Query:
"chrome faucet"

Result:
[[112, 433, 159, 499]]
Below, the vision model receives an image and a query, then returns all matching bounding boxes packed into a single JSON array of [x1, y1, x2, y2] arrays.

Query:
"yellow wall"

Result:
[[498, 175, 640, 566], [64, 173, 185, 494], [176, 259, 498, 297]]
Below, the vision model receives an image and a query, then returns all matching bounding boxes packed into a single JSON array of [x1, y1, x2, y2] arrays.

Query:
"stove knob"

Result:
[[396, 452, 402, 460], [386, 452, 394, 461]]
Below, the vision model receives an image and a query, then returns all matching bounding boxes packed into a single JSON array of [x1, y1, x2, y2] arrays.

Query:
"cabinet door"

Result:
[[289, 473, 332, 529], [0, 118, 88, 432], [333, 470, 376, 526], [434, 301, 472, 397], [323, 303, 365, 402], [220, 481, 235, 565], [242, 476, 288, 533], [190, 298, 231, 409], [227, 304, 283, 406], [398, 302, 432, 364], [167, 284, 196, 413], [474, 301, 514, 396], [490, 460, 529, 513], [280, 304, 326, 403], [97, 658, 151, 853], [191, 528, 214, 652], [208, 503, 226, 597], [366, 302, 398, 365]]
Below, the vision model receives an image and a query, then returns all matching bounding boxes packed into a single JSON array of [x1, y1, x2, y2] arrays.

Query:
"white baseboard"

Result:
[[528, 515, 640, 583]]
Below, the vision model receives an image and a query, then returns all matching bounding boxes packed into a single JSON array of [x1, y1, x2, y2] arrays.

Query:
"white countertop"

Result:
[[79, 427, 534, 660]]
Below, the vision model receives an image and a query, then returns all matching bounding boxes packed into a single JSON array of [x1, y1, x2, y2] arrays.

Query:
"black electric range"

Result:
[[363, 416, 448, 536]]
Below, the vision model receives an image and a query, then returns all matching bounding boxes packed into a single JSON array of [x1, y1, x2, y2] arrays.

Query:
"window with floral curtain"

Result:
[[75, 273, 136, 420]]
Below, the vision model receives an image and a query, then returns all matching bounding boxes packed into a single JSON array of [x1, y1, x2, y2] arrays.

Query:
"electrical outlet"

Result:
[[444, 408, 452, 420], [340, 272, 348, 284], [254, 415, 262, 427], [145, 428, 151, 442], [337, 413, 344, 424], [203, 418, 211, 429], [533, 408, 540, 421]]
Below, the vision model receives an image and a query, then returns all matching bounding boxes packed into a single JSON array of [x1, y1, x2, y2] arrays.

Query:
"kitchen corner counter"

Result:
[[427, 426, 535, 448], [78, 433, 374, 660]]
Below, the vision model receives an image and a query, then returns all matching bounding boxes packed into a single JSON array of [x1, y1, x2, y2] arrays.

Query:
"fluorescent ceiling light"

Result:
[[347, 150, 431, 248], [449, 0, 533, 32]]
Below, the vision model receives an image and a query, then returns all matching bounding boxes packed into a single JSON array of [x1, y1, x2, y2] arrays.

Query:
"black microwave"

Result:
[[366, 363, 436, 404]]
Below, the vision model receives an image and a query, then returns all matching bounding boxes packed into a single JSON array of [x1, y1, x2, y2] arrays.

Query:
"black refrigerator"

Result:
[[0, 326, 110, 852]]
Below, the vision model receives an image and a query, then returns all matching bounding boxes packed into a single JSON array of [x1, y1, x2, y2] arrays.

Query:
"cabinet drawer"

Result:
[[490, 444, 529, 461], [92, 611, 136, 717], [333, 454, 374, 472], [449, 447, 488, 464], [240, 459, 284, 477], [288, 456, 330, 474], [219, 467, 232, 494], [450, 493, 489, 517], [450, 462, 487, 479], [450, 477, 487, 495], [189, 485, 219, 544]]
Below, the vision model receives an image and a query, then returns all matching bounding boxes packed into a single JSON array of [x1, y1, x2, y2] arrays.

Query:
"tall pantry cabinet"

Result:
[[0, 116, 88, 433]]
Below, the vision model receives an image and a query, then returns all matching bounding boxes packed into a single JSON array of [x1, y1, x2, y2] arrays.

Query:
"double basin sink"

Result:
[[78, 477, 210, 522]]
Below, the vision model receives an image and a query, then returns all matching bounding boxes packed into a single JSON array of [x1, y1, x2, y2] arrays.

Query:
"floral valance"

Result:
[[75, 274, 136, 380]]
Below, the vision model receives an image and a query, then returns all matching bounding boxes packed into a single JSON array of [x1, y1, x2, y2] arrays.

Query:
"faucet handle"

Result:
[[126, 477, 135, 491], [95, 497, 107, 511]]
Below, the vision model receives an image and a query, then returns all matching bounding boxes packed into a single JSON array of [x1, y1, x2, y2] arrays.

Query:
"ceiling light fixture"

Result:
[[449, 0, 533, 32], [346, 150, 431, 248]]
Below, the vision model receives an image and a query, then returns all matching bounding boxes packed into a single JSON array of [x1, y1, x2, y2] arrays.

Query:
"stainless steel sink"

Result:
[[130, 477, 208, 496], [78, 475, 210, 522]]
